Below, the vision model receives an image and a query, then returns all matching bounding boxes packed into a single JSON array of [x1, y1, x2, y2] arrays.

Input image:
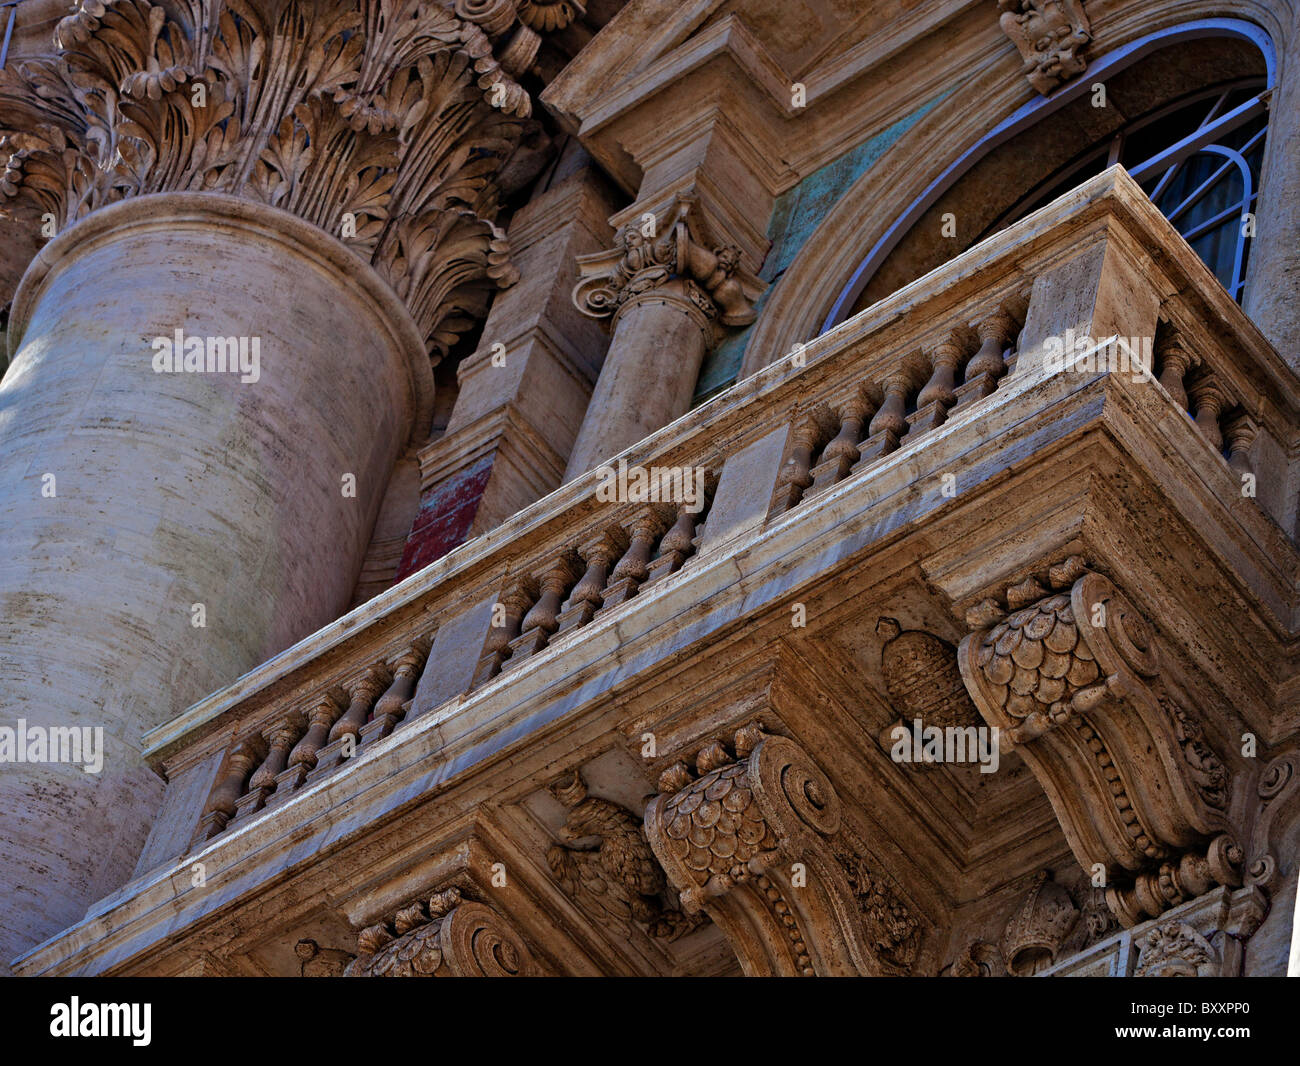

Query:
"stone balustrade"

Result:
[[139, 166, 1300, 880]]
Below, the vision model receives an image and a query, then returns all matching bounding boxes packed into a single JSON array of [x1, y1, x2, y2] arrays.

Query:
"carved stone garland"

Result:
[[958, 556, 1243, 926], [0, 0, 569, 362], [643, 722, 922, 976]]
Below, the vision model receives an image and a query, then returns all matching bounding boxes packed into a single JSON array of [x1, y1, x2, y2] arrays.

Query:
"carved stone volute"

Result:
[[958, 556, 1243, 926], [572, 195, 764, 334], [643, 722, 922, 976]]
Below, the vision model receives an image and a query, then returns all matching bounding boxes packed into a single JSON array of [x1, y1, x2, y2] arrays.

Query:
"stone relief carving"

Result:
[[997, 0, 1092, 95], [643, 721, 924, 975], [958, 556, 1243, 926], [572, 195, 763, 328], [1133, 921, 1218, 977], [951, 869, 1117, 976], [346, 886, 543, 977], [875, 616, 983, 766], [545, 769, 701, 941], [1001, 869, 1078, 975], [293, 938, 354, 977], [0, 0, 567, 362]]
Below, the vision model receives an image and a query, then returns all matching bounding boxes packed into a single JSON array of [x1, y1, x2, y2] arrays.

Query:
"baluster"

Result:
[[555, 528, 629, 636], [234, 713, 305, 820], [1189, 378, 1228, 451], [645, 502, 700, 583], [769, 417, 822, 513], [359, 638, 431, 747], [908, 336, 963, 433], [471, 579, 536, 687], [953, 308, 1015, 410], [505, 551, 583, 668], [807, 395, 871, 496], [1157, 337, 1199, 412], [1225, 415, 1258, 480], [310, 669, 388, 779], [598, 508, 670, 612], [192, 736, 266, 844], [272, 695, 343, 799], [855, 371, 912, 465]]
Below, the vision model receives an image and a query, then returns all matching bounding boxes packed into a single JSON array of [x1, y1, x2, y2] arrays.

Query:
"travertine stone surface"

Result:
[[565, 293, 712, 477], [0, 193, 430, 969], [1244, 10, 1300, 370]]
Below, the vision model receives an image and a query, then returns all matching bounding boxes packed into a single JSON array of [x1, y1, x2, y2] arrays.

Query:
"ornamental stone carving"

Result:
[[958, 556, 1243, 926], [572, 196, 763, 331], [1001, 869, 1079, 975], [345, 887, 542, 977], [997, 0, 1092, 95], [0, 0, 565, 362], [875, 616, 983, 765], [545, 769, 700, 941], [643, 722, 923, 976], [1133, 921, 1218, 977]]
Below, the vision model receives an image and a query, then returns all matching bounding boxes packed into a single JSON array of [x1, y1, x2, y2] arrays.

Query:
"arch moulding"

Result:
[[737, 2, 1286, 380]]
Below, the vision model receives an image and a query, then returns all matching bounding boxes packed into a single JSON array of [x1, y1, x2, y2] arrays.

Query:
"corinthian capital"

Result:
[[958, 556, 1243, 926], [0, 0, 566, 362], [572, 195, 764, 330]]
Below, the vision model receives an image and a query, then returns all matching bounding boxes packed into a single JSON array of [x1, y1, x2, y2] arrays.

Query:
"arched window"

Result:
[[825, 23, 1275, 329], [987, 80, 1267, 300]]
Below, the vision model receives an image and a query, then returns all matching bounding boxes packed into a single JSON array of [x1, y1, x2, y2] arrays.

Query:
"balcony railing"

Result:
[[143, 166, 1300, 865]]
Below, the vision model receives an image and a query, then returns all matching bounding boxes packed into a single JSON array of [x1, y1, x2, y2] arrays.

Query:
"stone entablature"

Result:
[[17, 169, 1300, 976]]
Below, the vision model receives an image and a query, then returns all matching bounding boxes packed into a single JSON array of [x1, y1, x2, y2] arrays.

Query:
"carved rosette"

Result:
[[997, 0, 1092, 95], [643, 722, 922, 976], [0, 0, 575, 362], [572, 196, 764, 334], [345, 887, 542, 977], [958, 557, 1242, 926]]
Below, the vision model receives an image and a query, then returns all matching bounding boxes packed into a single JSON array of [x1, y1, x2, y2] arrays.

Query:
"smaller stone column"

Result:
[[565, 198, 762, 478]]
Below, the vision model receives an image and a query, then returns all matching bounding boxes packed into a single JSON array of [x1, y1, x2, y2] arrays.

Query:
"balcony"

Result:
[[18, 167, 1300, 977]]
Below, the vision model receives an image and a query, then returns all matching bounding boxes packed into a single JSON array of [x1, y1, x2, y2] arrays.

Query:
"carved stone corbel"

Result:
[[643, 722, 922, 975], [958, 557, 1243, 926], [345, 887, 542, 977]]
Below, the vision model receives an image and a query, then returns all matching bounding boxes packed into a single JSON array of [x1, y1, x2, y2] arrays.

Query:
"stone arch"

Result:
[[738, 6, 1284, 379]]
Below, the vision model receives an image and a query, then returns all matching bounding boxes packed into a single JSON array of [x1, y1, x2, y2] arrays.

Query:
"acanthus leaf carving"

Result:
[[545, 769, 703, 942], [0, 0, 558, 362], [572, 195, 764, 331]]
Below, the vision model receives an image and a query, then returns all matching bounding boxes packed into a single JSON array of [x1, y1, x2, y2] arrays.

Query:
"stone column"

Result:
[[1243, 11, 1300, 369], [565, 197, 762, 478], [0, 0, 544, 968], [565, 284, 714, 477], [0, 192, 431, 970]]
